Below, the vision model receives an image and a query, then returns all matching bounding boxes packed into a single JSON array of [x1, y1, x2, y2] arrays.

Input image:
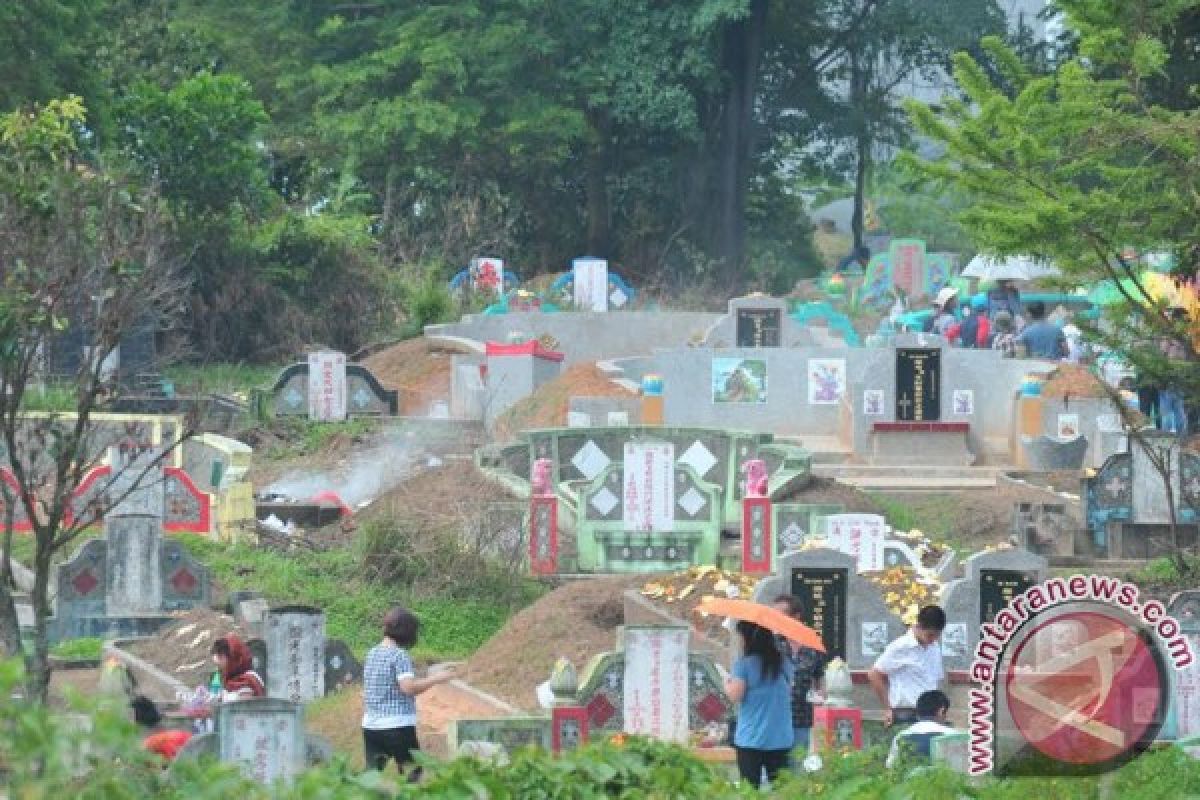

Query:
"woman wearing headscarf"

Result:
[[212, 634, 266, 700]]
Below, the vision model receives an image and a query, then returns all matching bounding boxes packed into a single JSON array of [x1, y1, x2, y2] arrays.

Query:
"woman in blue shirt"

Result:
[[724, 620, 794, 788]]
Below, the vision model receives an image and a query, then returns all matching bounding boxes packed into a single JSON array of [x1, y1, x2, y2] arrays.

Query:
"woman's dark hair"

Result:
[[384, 606, 419, 648], [773, 594, 802, 617], [737, 620, 783, 682], [132, 694, 161, 728], [212, 639, 231, 658]]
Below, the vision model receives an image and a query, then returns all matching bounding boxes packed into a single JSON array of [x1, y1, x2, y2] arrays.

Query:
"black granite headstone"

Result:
[[323, 638, 362, 693], [895, 348, 940, 421], [736, 309, 782, 348], [790, 567, 848, 660], [979, 569, 1037, 626]]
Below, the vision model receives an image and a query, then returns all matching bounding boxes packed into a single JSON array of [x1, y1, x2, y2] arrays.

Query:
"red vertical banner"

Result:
[[741, 496, 773, 574], [529, 495, 558, 575], [551, 706, 589, 753]]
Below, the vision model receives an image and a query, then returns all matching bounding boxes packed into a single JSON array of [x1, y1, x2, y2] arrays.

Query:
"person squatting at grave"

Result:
[[884, 689, 957, 768], [867, 605, 946, 728], [772, 595, 827, 754], [132, 694, 193, 761], [362, 606, 458, 781], [724, 620, 795, 789], [212, 634, 266, 700]]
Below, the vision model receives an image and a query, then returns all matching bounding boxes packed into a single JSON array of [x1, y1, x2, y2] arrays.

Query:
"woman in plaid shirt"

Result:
[[361, 606, 457, 779]]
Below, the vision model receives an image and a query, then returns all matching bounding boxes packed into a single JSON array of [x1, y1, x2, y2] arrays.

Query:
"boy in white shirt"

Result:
[[886, 689, 957, 768]]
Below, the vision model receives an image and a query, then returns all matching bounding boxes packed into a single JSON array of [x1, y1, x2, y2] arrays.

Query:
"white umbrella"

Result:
[[962, 254, 1059, 281]]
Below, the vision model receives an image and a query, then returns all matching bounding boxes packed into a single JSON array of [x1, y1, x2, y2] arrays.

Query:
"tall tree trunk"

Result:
[[713, 0, 768, 291], [26, 542, 52, 703], [850, 53, 870, 253], [585, 112, 612, 257]]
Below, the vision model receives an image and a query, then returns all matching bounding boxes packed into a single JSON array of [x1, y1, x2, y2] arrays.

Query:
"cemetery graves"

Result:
[[449, 625, 734, 761], [267, 352, 399, 418], [50, 466, 211, 642], [1083, 434, 1200, 558]]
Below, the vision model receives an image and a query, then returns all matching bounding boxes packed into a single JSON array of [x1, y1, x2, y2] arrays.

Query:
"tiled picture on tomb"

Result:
[[1057, 414, 1081, 439], [942, 623, 968, 659], [712, 358, 767, 404], [952, 389, 974, 416], [861, 621, 888, 658], [807, 359, 846, 405], [863, 389, 884, 416]]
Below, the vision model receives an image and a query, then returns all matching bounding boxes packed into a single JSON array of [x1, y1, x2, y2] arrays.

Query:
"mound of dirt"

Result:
[[462, 575, 643, 710], [126, 607, 249, 689], [1041, 364, 1109, 399], [363, 458, 515, 522], [493, 363, 635, 441], [777, 476, 885, 514], [364, 337, 469, 415]]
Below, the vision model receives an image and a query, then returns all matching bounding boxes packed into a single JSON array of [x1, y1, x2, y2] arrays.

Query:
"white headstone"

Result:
[[1175, 633, 1200, 739], [623, 442, 675, 533], [566, 411, 591, 428], [105, 515, 163, 615], [622, 626, 689, 743], [265, 607, 326, 703], [306, 351, 347, 422], [218, 699, 305, 785], [607, 411, 630, 426], [572, 258, 609, 312], [469, 257, 505, 297], [824, 514, 887, 573]]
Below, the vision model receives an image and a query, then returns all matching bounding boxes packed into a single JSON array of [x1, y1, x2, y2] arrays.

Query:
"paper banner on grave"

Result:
[[573, 258, 609, 312], [307, 351, 347, 422], [469, 257, 504, 297], [622, 627, 689, 743], [623, 442, 674, 532], [825, 514, 886, 573]]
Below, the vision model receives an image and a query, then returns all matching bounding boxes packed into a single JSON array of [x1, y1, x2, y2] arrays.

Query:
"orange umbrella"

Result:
[[697, 596, 825, 653]]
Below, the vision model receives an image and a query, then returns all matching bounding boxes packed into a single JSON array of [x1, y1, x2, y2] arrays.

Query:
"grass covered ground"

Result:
[[180, 536, 541, 662]]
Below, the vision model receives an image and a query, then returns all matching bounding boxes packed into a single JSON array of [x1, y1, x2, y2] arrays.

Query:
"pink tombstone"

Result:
[[532, 458, 554, 498], [741, 459, 768, 498]]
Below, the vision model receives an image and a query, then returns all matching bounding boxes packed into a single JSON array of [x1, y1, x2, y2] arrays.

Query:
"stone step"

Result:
[[813, 464, 1003, 491]]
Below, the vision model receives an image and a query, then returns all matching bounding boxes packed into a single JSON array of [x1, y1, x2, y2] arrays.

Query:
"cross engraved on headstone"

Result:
[[897, 394, 913, 416], [1104, 475, 1128, 497]]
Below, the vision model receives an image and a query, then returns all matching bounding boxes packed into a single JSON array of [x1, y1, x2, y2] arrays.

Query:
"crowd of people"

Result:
[[723, 600, 957, 789]]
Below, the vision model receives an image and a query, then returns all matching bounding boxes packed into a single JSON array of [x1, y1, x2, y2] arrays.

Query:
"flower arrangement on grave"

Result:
[[866, 566, 941, 626]]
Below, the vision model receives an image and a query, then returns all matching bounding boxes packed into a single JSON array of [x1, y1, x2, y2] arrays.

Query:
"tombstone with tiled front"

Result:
[[774, 503, 843, 553], [268, 359, 398, 417], [51, 465, 210, 642], [1083, 436, 1200, 557], [504, 426, 811, 573], [574, 628, 733, 739]]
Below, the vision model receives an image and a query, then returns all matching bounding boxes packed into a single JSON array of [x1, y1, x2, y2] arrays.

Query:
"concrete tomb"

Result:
[[51, 464, 210, 642], [268, 353, 398, 418], [938, 548, 1048, 673], [1083, 433, 1200, 557], [752, 548, 904, 670]]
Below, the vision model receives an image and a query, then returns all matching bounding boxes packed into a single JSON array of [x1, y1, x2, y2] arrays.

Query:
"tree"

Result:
[[0, 97, 192, 702], [907, 0, 1200, 568]]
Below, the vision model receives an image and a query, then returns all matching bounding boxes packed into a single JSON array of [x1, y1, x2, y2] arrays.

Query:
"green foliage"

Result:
[[260, 417, 379, 461], [49, 637, 103, 661], [163, 363, 283, 397], [906, 1, 1200, 414], [180, 537, 533, 661], [395, 269, 456, 338], [17, 384, 78, 412]]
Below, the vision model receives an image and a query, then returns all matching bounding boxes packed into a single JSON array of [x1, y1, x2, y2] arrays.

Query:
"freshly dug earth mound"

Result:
[[125, 607, 249, 689], [492, 363, 635, 441], [363, 337, 464, 415], [1041, 364, 1110, 398], [463, 575, 643, 710], [777, 476, 886, 513]]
